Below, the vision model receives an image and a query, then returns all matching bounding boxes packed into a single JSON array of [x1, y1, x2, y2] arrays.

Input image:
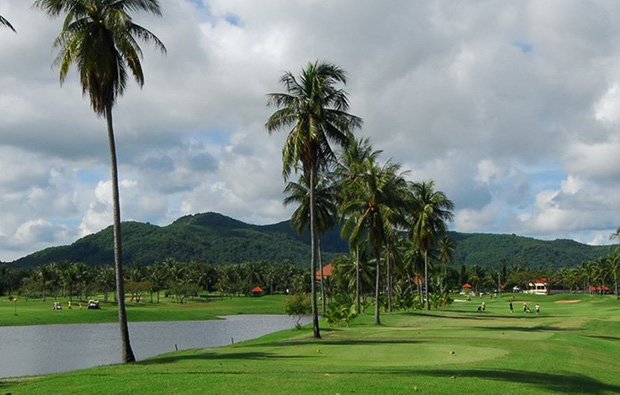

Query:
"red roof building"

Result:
[[315, 263, 333, 281], [251, 286, 263, 293]]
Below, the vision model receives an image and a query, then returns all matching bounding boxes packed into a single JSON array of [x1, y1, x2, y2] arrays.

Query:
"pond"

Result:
[[0, 315, 309, 378]]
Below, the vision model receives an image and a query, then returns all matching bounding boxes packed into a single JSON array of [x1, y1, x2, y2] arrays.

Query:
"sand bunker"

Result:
[[555, 299, 581, 303]]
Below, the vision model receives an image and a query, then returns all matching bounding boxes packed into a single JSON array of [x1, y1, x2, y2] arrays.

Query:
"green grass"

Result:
[[2, 293, 620, 394], [0, 294, 289, 326]]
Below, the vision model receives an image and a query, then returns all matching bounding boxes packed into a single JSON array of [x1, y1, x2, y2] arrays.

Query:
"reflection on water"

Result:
[[0, 315, 310, 378]]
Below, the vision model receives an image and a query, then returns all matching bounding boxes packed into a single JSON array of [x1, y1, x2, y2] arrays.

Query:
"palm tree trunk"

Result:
[[424, 249, 430, 311], [375, 250, 381, 325], [319, 239, 326, 316], [387, 253, 392, 313], [308, 165, 321, 339], [355, 244, 361, 313], [106, 105, 136, 363]]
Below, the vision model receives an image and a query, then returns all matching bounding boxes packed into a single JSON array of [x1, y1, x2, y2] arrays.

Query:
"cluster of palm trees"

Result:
[[18, 259, 309, 304], [267, 62, 455, 336], [558, 253, 620, 298]]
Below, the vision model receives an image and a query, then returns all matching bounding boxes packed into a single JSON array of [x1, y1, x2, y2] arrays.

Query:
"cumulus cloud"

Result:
[[1, 0, 620, 260]]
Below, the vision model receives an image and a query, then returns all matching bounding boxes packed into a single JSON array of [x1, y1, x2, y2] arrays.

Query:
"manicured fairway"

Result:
[[0, 294, 288, 326], [2, 293, 619, 394]]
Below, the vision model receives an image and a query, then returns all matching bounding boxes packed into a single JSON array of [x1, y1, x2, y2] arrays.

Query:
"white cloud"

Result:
[[1, 0, 620, 260]]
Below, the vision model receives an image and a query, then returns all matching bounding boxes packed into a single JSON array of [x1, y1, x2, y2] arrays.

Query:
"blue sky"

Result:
[[1, 0, 620, 260]]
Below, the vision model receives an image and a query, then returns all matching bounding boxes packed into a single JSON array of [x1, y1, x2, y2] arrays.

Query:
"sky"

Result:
[[1, 0, 620, 261]]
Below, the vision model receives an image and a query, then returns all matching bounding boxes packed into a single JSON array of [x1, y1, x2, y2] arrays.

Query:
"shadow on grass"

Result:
[[140, 351, 311, 366], [585, 334, 620, 342], [418, 368, 620, 394], [268, 339, 425, 347], [405, 312, 506, 320], [472, 325, 569, 332]]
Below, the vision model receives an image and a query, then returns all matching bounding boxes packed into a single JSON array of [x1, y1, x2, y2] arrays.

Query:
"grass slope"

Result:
[[2, 294, 619, 394]]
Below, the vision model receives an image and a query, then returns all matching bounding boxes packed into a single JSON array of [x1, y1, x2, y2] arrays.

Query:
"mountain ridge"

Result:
[[9, 212, 610, 269]]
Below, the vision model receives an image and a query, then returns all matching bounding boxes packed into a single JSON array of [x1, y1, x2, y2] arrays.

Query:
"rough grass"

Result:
[[2, 293, 619, 394]]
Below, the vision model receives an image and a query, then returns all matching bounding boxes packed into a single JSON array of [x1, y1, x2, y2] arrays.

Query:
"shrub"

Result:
[[284, 294, 311, 329]]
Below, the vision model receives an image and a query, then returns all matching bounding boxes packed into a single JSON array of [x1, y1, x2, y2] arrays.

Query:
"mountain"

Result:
[[11, 213, 349, 269], [449, 232, 610, 269], [9, 212, 610, 269]]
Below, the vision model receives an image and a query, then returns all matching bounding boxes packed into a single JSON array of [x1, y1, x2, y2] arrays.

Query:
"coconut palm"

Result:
[[0, 15, 15, 32], [409, 181, 454, 310], [96, 265, 115, 302], [34, 0, 166, 363], [437, 235, 456, 279], [607, 251, 620, 299], [337, 137, 381, 312], [267, 61, 361, 338], [341, 158, 411, 325], [284, 173, 338, 314]]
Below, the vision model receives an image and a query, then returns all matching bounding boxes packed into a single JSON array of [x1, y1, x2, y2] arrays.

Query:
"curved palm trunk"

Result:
[[424, 250, 430, 311], [356, 245, 361, 313], [375, 250, 381, 325], [319, 239, 326, 316], [106, 105, 136, 363], [308, 165, 321, 338]]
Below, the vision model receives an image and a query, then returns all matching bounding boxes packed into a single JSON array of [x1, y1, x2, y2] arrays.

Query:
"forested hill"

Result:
[[11, 212, 349, 269], [449, 232, 610, 269], [10, 212, 610, 269]]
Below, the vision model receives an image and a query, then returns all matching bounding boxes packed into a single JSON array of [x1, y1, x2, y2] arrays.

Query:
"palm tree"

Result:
[[409, 181, 454, 310], [266, 61, 362, 338], [437, 235, 456, 279], [96, 265, 115, 302], [341, 159, 411, 325], [607, 251, 620, 299], [337, 137, 381, 312], [34, 0, 166, 363], [0, 15, 15, 32], [284, 173, 338, 314]]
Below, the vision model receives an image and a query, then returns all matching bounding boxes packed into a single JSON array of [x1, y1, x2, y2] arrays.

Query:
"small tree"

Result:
[[284, 294, 311, 329]]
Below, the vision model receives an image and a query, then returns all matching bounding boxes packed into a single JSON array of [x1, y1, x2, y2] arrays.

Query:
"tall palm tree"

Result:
[[284, 173, 338, 315], [267, 61, 362, 338], [337, 137, 381, 312], [0, 15, 15, 32], [341, 158, 411, 325], [34, 0, 166, 363], [409, 181, 454, 310]]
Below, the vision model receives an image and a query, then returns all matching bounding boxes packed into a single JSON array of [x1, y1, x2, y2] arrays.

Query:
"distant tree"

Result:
[[146, 264, 167, 303], [409, 181, 454, 310], [437, 236, 456, 279], [267, 61, 362, 338], [35, 0, 166, 364], [35, 264, 55, 302], [607, 252, 620, 299], [96, 265, 115, 302], [61, 263, 78, 302]]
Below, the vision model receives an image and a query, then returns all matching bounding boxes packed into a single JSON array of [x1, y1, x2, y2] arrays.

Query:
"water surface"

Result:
[[0, 315, 308, 378]]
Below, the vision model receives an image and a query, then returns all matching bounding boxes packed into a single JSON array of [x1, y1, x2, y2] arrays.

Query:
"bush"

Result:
[[325, 295, 357, 327], [284, 294, 311, 329]]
